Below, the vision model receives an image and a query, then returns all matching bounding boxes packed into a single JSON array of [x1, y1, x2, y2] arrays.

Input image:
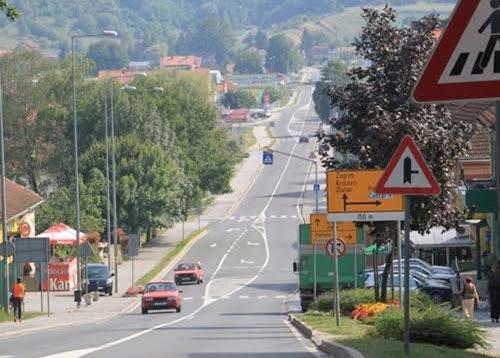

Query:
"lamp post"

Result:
[[71, 30, 118, 307], [0, 72, 9, 313]]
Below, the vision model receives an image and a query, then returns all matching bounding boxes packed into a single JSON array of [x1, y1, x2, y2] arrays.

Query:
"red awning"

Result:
[[37, 223, 87, 246]]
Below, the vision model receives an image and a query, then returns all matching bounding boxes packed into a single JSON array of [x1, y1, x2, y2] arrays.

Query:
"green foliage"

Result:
[[318, 6, 475, 234], [80, 134, 184, 233], [373, 305, 488, 349], [313, 59, 350, 121], [0, 0, 18, 20], [87, 40, 129, 71], [221, 90, 257, 109], [266, 34, 303, 74], [254, 30, 268, 49], [309, 289, 375, 314], [234, 51, 263, 74], [53, 245, 76, 261]]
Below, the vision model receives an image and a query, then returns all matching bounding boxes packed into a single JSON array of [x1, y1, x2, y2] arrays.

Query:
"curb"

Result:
[[288, 314, 364, 358]]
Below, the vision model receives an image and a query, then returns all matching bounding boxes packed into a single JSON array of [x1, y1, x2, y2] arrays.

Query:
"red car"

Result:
[[174, 262, 204, 285], [141, 281, 182, 314]]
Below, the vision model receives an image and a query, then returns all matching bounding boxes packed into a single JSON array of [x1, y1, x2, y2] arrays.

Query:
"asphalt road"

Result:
[[0, 78, 325, 358]]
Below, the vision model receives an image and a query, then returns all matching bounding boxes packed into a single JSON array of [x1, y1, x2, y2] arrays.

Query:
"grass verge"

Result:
[[0, 310, 44, 323], [297, 312, 491, 358], [135, 229, 205, 286]]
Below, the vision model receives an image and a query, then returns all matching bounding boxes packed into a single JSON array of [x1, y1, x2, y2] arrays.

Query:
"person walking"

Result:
[[488, 261, 500, 323], [461, 277, 479, 320], [11, 276, 25, 323]]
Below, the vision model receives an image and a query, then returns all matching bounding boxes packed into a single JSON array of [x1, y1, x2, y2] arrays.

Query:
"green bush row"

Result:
[[373, 305, 488, 349], [309, 289, 433, 315]]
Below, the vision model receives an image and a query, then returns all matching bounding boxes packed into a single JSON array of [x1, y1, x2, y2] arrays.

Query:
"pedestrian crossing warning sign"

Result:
[[413, 0, 500, 103]]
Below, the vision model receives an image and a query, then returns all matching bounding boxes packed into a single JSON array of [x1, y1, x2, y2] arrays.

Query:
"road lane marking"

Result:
[[209, 243, 216, 248], [240, 259, 255, 265], [276, 295, 287, 299], [239, 295, 249, 299], [257, 295, 268, 299], [225, 228, 240, 233], [247, 241, 260, 246], [183, 297, 193, 300]]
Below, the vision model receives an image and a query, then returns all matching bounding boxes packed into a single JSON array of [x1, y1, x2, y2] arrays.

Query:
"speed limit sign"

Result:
[[325, 238, 345, 258]]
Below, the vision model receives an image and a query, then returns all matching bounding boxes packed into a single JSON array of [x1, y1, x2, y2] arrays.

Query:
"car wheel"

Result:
[[142, 308, 148, 314], [176, 306, 181, 313]]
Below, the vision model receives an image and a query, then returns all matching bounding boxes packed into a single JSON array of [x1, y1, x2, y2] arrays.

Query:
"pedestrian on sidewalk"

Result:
[[461, 277, 479, 320], [488, 260, 500, 323], [11, 276, 25, 323]]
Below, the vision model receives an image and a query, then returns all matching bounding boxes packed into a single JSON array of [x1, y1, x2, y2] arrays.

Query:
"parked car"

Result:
[[364, 270, 452, 302], [174, 262, 204, 285], [389, 258, 455, 275], [141, 281, 182, 314], [379, 261, 456, 282], [82, 263, 114, 296], [298, 135, 309, 143]]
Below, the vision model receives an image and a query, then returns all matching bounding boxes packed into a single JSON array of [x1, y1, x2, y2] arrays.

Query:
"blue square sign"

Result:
[[263, 151, 273, 165]]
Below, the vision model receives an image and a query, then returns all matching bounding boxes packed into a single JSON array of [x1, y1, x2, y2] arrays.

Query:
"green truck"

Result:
[[294, 223, 365, 311]]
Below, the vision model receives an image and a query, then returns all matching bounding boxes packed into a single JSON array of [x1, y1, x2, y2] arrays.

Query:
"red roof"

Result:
[[160, 56, 203, 69], [224, 108, 249, 122], [2, 179, 43, 221], [97, 70, 148, 85]]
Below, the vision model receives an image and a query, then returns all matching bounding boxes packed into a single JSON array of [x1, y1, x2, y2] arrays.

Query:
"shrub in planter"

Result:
[[309, 289, 375, 314], [373, 305, 488, 349]]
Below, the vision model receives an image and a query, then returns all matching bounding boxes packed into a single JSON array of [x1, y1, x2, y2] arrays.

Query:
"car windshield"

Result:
[[176, 263, 196, 270], [85, 266, 109, 279], [144, 282, 176, 292]]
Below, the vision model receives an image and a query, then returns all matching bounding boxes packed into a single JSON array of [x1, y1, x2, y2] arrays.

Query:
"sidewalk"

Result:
[[0, 125, 273, 339], [467, 308, 500, 357]]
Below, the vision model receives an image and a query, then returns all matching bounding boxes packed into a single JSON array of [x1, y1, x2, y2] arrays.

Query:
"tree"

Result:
[[221, 90, 257, 109], [80, 134, 184, 234], [234, 51, 263, 74], [266, 34, 303, 74], [87, 39, 129, 71], [313, 59, 350, 121], [0, 1, 18, 20], [254, 29, 268, 50], [301, 28, 314, 54], [317, 6, 475, 302]]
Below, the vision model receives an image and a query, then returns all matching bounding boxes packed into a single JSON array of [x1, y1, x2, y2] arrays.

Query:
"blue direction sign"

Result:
[[313, 183, 320, 192], [263, 151, 273, 165]]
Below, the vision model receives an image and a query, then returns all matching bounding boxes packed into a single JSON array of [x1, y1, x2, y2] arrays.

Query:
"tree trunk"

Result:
[[146, 226, 152, 243], [380, 249, 393, 303]]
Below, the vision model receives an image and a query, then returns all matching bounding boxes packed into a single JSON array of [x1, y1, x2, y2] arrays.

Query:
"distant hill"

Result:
[[0, 0, 456, 60]]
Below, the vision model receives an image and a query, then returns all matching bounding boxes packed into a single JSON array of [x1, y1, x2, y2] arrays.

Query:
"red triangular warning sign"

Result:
[[413, 0, 500, 103], [375, 136, 440, 196]]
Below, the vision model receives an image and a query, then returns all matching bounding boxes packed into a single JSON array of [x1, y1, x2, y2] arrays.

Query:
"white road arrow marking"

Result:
[[247, 241, 260, 246], [225, 228, 240, 233], [240, 259, 255, 265], [209, 243, 217, 248]]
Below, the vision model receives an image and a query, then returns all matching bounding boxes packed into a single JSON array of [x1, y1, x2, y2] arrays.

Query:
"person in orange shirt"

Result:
[[11, 277, 25, 322]]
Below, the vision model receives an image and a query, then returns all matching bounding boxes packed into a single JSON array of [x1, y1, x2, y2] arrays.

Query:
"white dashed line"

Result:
[[239, 295, 249, 299], [257, 295, 268, 299], [183, 297, 193, 300]]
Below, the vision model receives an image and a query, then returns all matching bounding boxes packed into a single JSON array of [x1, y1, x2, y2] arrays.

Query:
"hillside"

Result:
[[0, 1, 456, 56]]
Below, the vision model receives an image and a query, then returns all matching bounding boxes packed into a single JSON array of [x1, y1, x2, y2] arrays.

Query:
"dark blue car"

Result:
[[83, 263, 114, 296]]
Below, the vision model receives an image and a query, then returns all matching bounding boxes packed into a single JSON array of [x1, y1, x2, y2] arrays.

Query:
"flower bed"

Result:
[[351, 300, 399, 321]]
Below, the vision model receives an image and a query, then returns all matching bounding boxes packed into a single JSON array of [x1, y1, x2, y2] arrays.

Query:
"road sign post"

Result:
[[128, 234, 140, 290], [332, 226, 341, 326], [375, 136, 440, 357]]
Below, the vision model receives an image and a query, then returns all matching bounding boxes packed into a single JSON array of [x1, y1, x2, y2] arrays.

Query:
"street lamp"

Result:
[[71, 30, 118, 307], [0, 72, 9, 313]]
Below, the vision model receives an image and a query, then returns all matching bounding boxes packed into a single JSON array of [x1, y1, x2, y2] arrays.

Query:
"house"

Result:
[[97, 70, 148, 85], [224, 108, 249, 123], [128, 61, 151, 71], [160, 55, 203, 70], [0, 179, 44, 301]]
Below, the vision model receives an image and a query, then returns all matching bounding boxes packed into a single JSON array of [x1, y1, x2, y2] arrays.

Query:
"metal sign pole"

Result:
[[333, 222, 340, 326], [46, 258, 50, 317], [39, 263, 43, 313], [397, 220, 402, 304], [403, 197, 411, 356], [313, 244, 317, 299], [354, 242, 357, 289], [131, 255, 135, 290]]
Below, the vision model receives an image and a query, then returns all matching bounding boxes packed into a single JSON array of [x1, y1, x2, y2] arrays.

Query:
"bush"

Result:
[[309, 289, 375, 314], [373, 305, 488, 349]]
